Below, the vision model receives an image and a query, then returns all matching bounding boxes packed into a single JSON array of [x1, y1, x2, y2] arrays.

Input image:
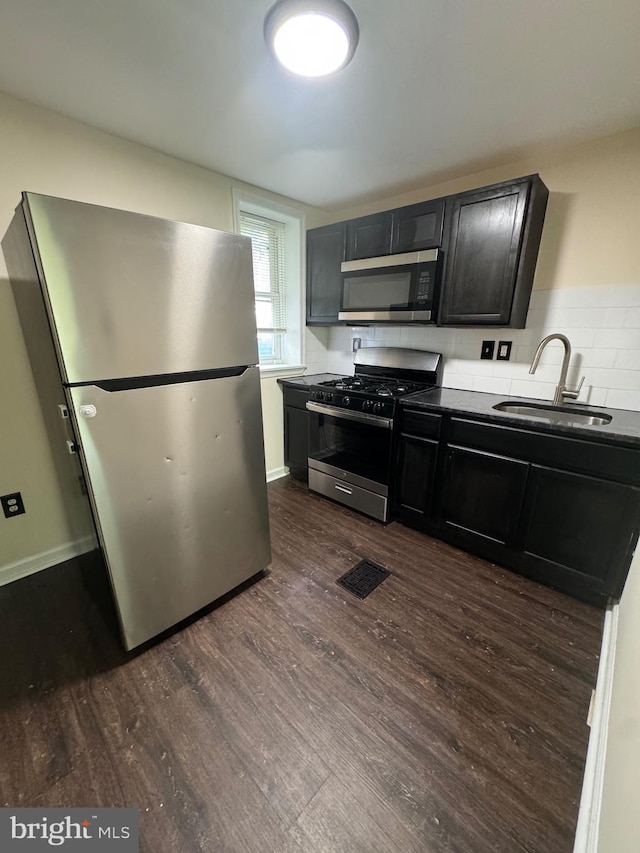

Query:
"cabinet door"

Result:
[[394, 434, 439, 528], [284, 405, 309, 479], [439, 181, 530, 325], [345, 211, 393, 260], [306, 223, 345, 325], [392, 199, 445, 253], [521, 465, 640, 600], [440, 445, 529, 547]]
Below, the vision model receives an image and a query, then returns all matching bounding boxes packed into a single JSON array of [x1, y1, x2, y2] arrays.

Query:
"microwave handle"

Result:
[[341, 248, 438, 273]]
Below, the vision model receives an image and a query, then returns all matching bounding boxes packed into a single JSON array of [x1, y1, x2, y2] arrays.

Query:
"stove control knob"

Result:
[[373, 402, 385, 414], [343, 397, 351, 408], [326, 393, 333, 403], [362, 399, 372, 412]]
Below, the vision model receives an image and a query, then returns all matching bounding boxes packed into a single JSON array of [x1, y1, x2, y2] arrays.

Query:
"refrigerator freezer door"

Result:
[[68, 367, 271, 649], [23, 193, 258, 383]]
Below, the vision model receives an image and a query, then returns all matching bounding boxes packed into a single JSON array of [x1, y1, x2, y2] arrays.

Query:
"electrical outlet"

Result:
[[1, 492, 25, 518], [481, 340, 495, 360], [497, 341, 512, 360]]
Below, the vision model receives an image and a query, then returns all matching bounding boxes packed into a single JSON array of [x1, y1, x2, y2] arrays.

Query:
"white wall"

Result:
[[324, 129, 640, 411], [0, 90, 326, 573], [326, 283, 640, 411], [598, 548, 640, 852]]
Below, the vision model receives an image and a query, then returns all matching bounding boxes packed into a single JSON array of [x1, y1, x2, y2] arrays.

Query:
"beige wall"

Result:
[[0, 90, 325, 569], [329, 127, 640, 291]]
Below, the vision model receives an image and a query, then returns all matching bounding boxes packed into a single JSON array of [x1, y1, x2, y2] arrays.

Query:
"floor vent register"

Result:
[[336, 559, 391, 599]]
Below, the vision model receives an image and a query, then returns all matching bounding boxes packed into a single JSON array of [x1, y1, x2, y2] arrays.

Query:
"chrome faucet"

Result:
[[529, 333, 584, 406]]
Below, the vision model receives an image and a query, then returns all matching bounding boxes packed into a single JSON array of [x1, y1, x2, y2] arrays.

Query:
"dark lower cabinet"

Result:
[[393, 409, 640, 606], [281, 385, 310, 480], [393, 409, 442, 527], [440, 446, 528, 548], [520, 465, 640, 601], [394, 434, 439, 526]]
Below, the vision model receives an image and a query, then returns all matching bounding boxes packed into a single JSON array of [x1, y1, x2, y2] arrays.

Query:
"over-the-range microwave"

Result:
[[338, 249, 441, 324]]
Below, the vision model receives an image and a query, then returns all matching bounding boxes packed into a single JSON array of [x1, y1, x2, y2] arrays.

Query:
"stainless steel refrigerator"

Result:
[[2, 192, 271, 650]]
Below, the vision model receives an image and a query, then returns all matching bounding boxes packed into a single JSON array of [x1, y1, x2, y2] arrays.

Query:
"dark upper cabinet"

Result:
[[306, 174, 548, 327], [438, 175, 548, 327], [391, 199, 445, 254], [345, 199, 445, 261], [345, 211, 394, 260], [306, 223, 346, 325]]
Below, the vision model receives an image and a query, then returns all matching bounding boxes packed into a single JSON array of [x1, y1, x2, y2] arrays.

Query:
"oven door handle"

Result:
[[306, 400, 393, 430]]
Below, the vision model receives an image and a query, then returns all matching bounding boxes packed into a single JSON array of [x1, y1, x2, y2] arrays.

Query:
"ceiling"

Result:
[[0, 0, 638, 209]]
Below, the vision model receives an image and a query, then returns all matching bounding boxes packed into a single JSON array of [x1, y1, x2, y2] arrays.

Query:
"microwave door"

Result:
[[338, 266, 435, 324]]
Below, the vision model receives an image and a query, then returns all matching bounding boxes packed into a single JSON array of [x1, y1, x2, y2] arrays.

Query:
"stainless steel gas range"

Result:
[[306, 347, 443, 521]]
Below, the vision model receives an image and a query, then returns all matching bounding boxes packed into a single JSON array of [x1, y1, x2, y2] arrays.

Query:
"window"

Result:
[[240, 212, 286, 364], [233, 190, 304, 371]]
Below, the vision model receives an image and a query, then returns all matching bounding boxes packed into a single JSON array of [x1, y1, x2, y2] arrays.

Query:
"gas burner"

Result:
[[318, 375, 428, 399]]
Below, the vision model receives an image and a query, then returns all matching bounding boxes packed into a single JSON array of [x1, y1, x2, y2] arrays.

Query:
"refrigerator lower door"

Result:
[[68, 366, 271, 650]]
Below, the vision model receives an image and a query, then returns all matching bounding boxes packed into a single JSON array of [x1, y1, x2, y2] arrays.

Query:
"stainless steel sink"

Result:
[[493, 402, 612, 426]]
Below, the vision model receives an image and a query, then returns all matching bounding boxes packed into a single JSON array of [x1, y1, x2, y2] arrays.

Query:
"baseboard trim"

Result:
[[573, 603, 619, 853], [266, 466, 289, 483], [0, 471, 291, 585], [0, 536, 97, 588]]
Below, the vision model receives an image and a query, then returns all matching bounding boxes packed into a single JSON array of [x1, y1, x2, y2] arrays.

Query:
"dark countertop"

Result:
[[277, 373, 346, 388], [401, 387, 640, 448]]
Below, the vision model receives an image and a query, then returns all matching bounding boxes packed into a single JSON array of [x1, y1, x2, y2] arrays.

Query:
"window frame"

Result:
[[232, 189, 305, 375]]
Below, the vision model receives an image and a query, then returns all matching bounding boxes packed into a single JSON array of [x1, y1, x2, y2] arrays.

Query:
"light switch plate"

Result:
[[481, 340, 495, 360]]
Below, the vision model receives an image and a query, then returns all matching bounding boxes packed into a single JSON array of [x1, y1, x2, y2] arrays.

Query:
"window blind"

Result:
[[240, 212, 287, 335]]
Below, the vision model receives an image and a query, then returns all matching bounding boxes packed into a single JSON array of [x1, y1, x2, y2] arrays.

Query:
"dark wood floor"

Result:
[[0, 476, 603, 852]]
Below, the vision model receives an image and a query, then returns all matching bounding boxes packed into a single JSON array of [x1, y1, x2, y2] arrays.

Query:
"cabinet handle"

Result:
[[334, 484, 353, 495]]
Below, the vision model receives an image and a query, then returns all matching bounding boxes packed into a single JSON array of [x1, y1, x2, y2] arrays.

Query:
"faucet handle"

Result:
[[562, 376, 585, 401]]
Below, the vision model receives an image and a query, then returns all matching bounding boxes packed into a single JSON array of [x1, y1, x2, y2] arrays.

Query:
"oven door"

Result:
[[306, 401, 394, 521]]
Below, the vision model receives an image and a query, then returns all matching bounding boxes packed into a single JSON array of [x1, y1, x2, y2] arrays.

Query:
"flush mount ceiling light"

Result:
[[264, 0, 359, 77]]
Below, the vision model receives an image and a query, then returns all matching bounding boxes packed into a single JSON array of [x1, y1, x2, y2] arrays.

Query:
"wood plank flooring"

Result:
[[0, 476, 603, 852]]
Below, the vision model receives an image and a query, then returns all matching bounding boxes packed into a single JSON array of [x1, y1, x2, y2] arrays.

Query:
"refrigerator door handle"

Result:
[[71, 365, 251, 393]]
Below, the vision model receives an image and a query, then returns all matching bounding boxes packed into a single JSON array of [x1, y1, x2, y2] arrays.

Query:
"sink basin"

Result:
[[493, 402, 612, 426]]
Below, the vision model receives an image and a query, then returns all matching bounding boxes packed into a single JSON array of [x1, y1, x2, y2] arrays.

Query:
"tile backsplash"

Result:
[[305, 284, 640, 411]]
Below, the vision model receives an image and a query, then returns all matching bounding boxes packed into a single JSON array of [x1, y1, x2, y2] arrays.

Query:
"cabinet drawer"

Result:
[[447, 418, 640, 486], [282, 386, 311, 410], [400, 409, 442, 439]]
